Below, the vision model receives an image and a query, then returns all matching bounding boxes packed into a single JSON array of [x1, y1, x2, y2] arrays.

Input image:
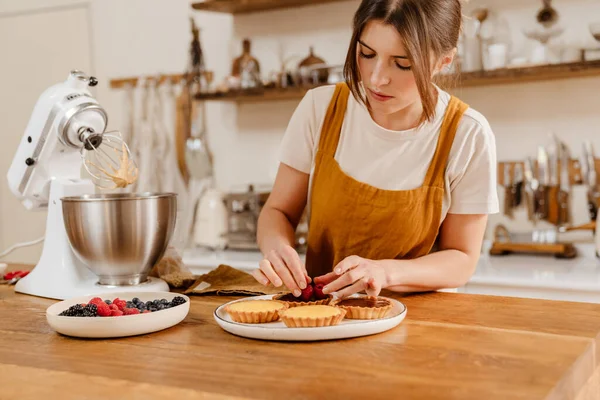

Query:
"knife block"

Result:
[[489, 224, 577, 259]]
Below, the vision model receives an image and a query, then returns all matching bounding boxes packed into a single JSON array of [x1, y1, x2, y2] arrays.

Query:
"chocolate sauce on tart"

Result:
[[336, 297, 390, 308]]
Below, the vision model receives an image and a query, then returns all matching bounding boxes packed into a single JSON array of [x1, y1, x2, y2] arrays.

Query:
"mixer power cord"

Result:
[[0, 236, 45, 259]]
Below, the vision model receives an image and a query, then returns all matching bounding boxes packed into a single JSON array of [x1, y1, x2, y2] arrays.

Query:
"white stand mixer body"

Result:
[[7, 71, 169, 300]]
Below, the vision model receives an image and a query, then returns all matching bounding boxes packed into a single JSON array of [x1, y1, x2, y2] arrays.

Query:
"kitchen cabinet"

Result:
[[1, 272, 599, 399]]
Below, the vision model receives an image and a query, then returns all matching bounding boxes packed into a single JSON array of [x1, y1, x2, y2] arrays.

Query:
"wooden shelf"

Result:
[[457, 59, 600, 87], [194, 60, 600, 103], [191, 0, 349, 14]]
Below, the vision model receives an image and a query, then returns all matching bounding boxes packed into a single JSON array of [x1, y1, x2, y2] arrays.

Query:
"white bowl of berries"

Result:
[[46, 291, 190, 338]]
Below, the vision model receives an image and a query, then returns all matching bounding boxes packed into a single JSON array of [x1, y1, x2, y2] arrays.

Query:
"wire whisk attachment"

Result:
[[80, 130, 139, 190]]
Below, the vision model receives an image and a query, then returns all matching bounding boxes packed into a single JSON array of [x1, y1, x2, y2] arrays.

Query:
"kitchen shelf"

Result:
[[191, 0, 349, 14], [195, 59, 600, 103]]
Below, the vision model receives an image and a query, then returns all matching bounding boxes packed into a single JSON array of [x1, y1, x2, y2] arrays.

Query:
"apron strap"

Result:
[[423, 95, 469, 187], [317, 82, 350, 156]]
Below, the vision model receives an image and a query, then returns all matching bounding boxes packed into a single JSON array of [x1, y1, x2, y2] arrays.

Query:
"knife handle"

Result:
[[546, 186, 559, 225], [512, 181, 523, 207], [503, 186, 514, 218], [534, 186, 548, 220], [524, 189, 536, 223], [557, 189, 570, 227]]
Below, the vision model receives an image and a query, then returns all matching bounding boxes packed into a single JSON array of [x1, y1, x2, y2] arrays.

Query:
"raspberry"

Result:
[[110, 310, 123, 317], [88, 297, 104, 306], [123, 308, 140, 315], [95, 302, 111, 317], [300, 285, 314, 302], [109, 304, 119, 311], [112, 298, 127, 311], [313, 283, 327, 300]]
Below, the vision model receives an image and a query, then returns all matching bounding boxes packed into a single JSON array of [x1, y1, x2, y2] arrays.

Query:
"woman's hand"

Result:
[[314, 255, 389, 298], [252, 243, 310, 297]]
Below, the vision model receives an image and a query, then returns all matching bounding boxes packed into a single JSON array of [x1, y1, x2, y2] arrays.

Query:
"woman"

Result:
[[252, 0, 499, 299]]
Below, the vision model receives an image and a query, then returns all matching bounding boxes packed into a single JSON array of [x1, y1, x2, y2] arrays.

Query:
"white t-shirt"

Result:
[[278, 85, 499, 222]]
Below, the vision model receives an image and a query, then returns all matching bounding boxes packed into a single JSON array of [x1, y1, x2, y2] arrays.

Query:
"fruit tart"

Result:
[[331, 296, 393, 320], [273, 282, 332, 307], [225, 299, 288, 324], [278, 305, 346, 328]]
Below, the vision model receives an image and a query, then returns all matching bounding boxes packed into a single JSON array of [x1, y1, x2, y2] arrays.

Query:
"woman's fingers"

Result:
[[334, 277, 368, 299], [252, 268, 270, 287], [258, 259, 282, 287], [323, 265, 364, 295], [313, 271, 338, 285], [279, 246, 307, 290], [333, 255, 362, 275], [269, 252, 301, 296], [365, 277, 382, 297]]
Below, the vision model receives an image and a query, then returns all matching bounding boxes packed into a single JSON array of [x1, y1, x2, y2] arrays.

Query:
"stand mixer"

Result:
[[6, 70, 173, 300]]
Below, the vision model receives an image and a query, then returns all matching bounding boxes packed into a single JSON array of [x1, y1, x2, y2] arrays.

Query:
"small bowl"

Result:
[[46, 291, 190, 338]]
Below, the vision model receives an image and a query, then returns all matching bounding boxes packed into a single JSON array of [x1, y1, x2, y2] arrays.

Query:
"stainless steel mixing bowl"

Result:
[[61, 193, 177, 286]]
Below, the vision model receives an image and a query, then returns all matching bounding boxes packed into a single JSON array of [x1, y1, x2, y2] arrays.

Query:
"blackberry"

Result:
[[170, 296, 186, 307], [59, 304, 85, 317], [82, 303, 98, 317], [104, 299, 112, 305]]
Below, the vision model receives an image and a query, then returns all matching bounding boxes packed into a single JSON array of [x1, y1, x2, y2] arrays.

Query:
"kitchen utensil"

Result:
[[81, 130, 138, 189], [524, 157, 538, 223], [583, 141, 599, 221], [503, 165, 514, 218], [512, 163, 523, 207], [6, 70, 170, 300], [193, 186, 228, 250], [62, 193, 177, 286], [186, 101, 213, 181], [559, 221, 596, 233], [214, 294, 407, 342], [546, 139, 560, 224], [489, 224, 576, 259], [535, 147, 549, 220], [46, 291, 190, 338], [557, 141, 571, 227], [537, 0, 559, 28]]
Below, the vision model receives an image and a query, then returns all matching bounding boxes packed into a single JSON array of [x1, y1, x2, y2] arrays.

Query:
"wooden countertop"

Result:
[[1, 265, 599, 399]]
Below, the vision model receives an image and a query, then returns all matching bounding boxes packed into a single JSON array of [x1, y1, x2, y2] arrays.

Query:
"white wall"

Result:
[[2, 0, 600, 263]]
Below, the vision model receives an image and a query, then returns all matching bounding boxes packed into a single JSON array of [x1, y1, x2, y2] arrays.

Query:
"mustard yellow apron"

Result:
[[305, 82, 469, 277]]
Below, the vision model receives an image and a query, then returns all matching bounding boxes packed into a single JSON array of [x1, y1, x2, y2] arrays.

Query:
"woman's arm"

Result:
[[383, 213, 488, 291], [253, 163, 311, 295], [318, 213, 488, 297]]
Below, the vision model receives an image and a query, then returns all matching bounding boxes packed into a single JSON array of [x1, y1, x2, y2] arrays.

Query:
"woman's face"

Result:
[[357, 20, 420, 116]]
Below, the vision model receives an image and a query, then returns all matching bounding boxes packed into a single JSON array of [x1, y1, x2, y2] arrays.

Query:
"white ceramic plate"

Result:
[[214, 294, 407, 342], [46, 291, 190, 339]]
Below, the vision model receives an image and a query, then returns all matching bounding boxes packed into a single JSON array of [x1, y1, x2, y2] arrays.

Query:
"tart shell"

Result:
[[225, 300, 289, 324], [278, 305, 346, 328], [331, 296, 393, 320]]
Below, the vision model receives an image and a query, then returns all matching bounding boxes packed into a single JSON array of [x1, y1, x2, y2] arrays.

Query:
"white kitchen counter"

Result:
[[182, 243, 600, 304]]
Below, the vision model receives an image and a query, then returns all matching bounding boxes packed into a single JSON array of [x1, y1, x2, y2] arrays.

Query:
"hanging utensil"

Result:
[[584, 141, 599, 221], [512, 163, 523, 207], [503, 164, 514, 218], [557, 141, 571, 227], [535, 146, 550, 220], [524, 157, 537, 223]]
